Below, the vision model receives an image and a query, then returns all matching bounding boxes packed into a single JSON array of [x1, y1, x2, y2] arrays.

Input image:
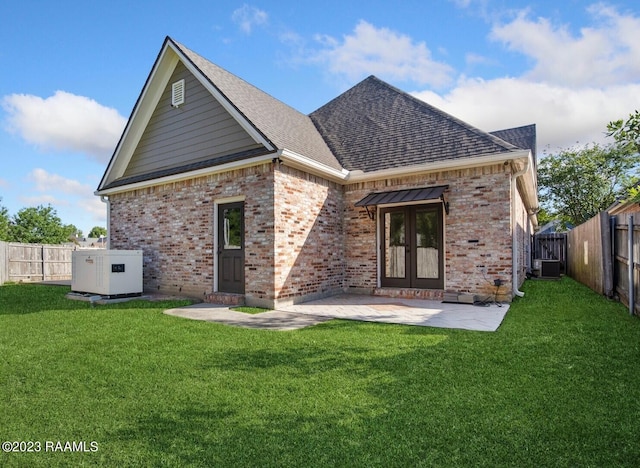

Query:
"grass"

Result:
[[1, 278, 640, 467], [230, 306, 271, 314]]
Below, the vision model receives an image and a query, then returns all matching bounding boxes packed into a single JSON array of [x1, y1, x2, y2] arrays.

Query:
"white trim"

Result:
[[99, 39, 275, 191], [278, 148, 349, 181], [95, 154, 274, 196], [170, 42, 274, 150], [212, 196, 246, 293], [100, 50, 180, 186], [346, 150, 531, 183]]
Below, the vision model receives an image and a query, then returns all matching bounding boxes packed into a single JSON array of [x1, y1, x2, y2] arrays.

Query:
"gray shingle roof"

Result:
[[172, 39, 343, 171], [101, 38, 536, 192], [309, 76, 521, 172], [490, 124, 537, 165]]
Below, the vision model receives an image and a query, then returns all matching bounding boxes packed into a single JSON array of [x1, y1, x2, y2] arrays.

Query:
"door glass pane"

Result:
[[416, 209, 439, 279], [223, 207, 242, 249], [384, 211, 406, 278]]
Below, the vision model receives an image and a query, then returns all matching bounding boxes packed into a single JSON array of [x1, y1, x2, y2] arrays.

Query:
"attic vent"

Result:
[[171, 79, 185, 107]]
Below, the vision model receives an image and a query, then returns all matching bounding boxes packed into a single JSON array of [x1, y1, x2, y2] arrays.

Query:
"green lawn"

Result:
[[1, 278, 640, 467]]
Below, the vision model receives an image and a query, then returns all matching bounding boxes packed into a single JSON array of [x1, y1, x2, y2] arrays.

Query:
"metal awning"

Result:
[[355, 185, 449, 218]]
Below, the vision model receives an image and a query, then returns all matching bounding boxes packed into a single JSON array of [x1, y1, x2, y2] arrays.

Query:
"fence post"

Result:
[[601, 212, 613, 297], [629, 215, 634, 315], [41, 244, 46, 282], [0, 241, 7, 285]]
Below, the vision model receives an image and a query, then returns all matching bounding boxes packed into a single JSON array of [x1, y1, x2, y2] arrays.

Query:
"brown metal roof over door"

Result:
[[355, 185, 448, 207]]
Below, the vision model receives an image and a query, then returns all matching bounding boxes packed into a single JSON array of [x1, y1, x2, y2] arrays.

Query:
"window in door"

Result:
[[381, 204, 443, 289]]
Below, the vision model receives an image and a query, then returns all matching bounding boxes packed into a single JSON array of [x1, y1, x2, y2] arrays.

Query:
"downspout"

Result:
[[511, 159, 530, 298], [100, 195, 110, 250]]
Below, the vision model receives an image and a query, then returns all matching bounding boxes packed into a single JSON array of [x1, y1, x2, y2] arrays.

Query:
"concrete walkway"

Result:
[[164, 304, 333, 331], [164, 294, 509, 332]]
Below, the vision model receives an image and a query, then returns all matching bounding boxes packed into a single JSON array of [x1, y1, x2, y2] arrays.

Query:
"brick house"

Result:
[[96, 37, 538, 308]]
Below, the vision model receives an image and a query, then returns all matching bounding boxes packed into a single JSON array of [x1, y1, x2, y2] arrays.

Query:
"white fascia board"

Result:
[[169, 42, 274, 151], [345, 150, 531, 183], [100, 41, 275, 191], [95, 154, 275, 196], [278, 149, 350, 182], [100, 45, 180, 188]]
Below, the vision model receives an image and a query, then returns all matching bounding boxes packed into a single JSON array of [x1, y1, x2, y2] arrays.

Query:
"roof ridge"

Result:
[[170, 37, 311, 122], [311, 75, 519, 154], [169, 37, 343, 171], [367, 76, 520, 152]]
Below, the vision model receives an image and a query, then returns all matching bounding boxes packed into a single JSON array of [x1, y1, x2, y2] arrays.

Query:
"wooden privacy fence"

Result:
[[0, 241, 74, 285], [567, 212, 613, 298], [612, 214, 640, 315], [533, 233, 567, 274], [566, 212, 639, 315]]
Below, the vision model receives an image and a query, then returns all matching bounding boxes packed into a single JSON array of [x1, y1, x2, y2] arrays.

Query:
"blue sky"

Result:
[[1, 0, 639, 235]]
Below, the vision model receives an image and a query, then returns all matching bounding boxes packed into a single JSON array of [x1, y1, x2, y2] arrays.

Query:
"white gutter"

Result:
[[100, 195, 110, 249], [511, 158, 530, 298], [278, 148, 350, 181], [346, 150, 530, 183]]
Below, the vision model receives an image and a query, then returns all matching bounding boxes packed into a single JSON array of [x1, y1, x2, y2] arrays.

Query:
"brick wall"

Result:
[[344, 163, 515, 301], [513, 180, 531, 292], [272, 165, 345, 306], [108, 160, 523, 305], [109, 164, 274, 303]]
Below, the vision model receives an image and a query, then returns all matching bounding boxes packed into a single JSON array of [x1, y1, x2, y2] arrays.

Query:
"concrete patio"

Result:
[[165, 294, 510, 332]]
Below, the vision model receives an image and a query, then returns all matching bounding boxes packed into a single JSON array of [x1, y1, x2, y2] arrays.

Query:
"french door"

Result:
[[381, 204, 443, 289]]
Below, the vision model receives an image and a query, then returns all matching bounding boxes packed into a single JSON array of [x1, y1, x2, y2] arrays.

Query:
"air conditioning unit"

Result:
[[533, 259, 561, 278], [72, 250, 143, 296]]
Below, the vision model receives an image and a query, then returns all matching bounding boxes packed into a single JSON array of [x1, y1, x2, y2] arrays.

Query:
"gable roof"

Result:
[[173, 40, 341, 171], [98, 37, 341, 192], [309, 76, 522, 173], [97, 38, 534, 194]]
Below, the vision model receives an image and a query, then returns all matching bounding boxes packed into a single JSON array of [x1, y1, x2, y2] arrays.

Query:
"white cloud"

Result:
[[2, 91, 126, 162], [28, 168, 94, 197], [490, 4, 640, 87], [310, 20, 454, 88], [24, 168, 106, 231], [78, 197, 107, 226], [232, 4, 268, 34], [298, 5, 639, 152], [412, 78, 640, 151]]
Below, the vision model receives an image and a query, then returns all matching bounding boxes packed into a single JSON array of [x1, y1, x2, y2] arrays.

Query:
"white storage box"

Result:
[[72, 250, 143, 296]]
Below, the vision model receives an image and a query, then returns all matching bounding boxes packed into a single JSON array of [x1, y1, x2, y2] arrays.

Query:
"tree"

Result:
[[8, 205, 73, 244], [88, 226, 107, 238], [608, 110, 640, 153], [65, 224, 82, 240], [0, 197, 10, 241], [538, 142, 640, 228], [0, 212, 8, 241]]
